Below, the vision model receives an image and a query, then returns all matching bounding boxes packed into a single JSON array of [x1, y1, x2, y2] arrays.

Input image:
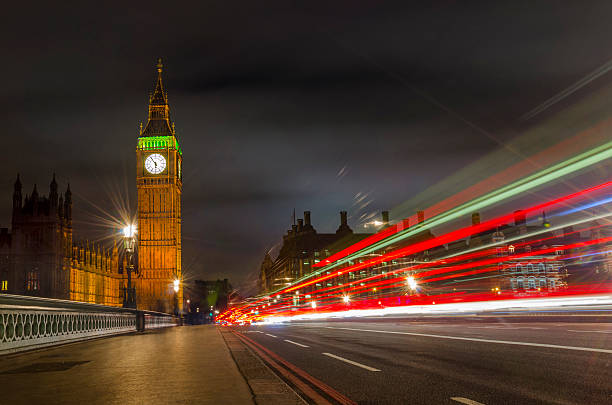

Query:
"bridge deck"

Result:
[[0, 325, 254, 405]]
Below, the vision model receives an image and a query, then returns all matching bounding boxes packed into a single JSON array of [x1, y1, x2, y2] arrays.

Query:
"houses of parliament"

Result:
[[0, 60, 183, 312]]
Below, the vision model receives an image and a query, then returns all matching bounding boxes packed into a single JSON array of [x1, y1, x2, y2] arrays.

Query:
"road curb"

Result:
[[219, 327, 307, 404]]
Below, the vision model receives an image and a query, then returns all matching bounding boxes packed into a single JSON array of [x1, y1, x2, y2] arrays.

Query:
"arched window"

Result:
[[528, 278, 536, 289], [538, 263, 546, 273], [527, 264, 534, 273]]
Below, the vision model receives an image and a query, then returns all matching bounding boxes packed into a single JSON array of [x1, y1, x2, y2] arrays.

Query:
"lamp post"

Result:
[[122, 224, 137, 309], [173, 278, 180, 316]]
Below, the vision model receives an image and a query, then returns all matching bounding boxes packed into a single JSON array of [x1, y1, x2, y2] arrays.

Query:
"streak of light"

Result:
[[520, 57, 612, 121]]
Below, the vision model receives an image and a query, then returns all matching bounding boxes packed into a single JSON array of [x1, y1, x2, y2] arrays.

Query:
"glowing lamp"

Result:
[[343, 295, 350, 303], [311, 301, 317, 309], [173, 279, 180, 293], [406, 275, 417, 290], [122, 224, 137, 238]]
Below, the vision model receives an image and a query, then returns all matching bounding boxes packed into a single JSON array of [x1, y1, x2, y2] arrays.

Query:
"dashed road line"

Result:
[[265, 333, 278, 338], [324, 326, 612, 354], [284, 339, 310, 348], [322, 352, 381, 372], [451, 397, 486, 405]]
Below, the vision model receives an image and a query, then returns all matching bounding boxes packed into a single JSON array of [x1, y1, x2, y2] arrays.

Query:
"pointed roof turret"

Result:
[[14, 173, 22, 191], [141, 57, 174, 137], [31, 183, 38, 199], [150, 58, 168, 105]]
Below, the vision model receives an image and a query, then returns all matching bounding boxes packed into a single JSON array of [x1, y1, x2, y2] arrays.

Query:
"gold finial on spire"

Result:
[[157, 57, 163, 73], [139, 122, 143, 135]]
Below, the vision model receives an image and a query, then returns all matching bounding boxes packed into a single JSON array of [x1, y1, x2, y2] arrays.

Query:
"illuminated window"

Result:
[[1, 280, 7, 291], [528, 278, 536, 289], [26, 271, 39, 291]]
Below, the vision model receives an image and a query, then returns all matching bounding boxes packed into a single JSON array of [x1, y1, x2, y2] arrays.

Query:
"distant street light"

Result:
[[406, 275, 418, 290], [311, 301, 317, 309], [173, 279, 180, 293], [343, 295, 350, 303]]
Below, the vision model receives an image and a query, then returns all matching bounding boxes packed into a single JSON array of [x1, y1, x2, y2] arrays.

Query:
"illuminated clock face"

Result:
[[144, 153, 167, 174]]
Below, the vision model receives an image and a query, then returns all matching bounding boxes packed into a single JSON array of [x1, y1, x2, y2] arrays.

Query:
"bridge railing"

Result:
[[0, 294, 178, 355]]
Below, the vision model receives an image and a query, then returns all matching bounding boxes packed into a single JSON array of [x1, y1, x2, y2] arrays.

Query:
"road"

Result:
[[231, 318, 612, 404]]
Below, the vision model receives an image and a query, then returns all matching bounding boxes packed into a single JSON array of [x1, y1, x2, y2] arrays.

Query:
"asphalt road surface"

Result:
[[231, 318, 612, 404]]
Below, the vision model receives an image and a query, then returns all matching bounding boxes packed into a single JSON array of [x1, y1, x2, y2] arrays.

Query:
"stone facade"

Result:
[[258, 211, 385, 294], [0, 175, 123, 306]]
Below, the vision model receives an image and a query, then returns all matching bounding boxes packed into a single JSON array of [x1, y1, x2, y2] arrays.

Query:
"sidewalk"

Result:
[[0, 325, 254, 405]]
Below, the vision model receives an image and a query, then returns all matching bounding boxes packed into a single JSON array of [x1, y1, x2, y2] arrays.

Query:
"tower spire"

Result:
[[141, 57, 173, 137]]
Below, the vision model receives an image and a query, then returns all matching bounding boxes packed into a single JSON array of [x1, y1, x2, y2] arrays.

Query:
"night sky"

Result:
[[2, 2, 612, 293]]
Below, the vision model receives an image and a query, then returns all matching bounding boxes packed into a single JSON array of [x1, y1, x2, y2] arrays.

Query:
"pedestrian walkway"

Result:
[[0, 325, 254, 405]]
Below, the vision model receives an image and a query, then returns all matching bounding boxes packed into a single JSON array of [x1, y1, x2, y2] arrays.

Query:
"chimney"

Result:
[[417, 210, 425, 224], [304, 211, 311, 226], [297, 219, 304, 231], [513, 210, 526, 226], [472, 212, 480, 226], [382, 211, 389, 226], [336, 211, 353, 234]]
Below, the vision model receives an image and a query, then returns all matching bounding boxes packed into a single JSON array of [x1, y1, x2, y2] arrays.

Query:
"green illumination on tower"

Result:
[[137, 136, 182, 155]]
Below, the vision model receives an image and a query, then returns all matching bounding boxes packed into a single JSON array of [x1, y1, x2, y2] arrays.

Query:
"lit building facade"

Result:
[[136, 59, 183, 313], [258, 211, 385, 294], [0, 174, 123, 306]]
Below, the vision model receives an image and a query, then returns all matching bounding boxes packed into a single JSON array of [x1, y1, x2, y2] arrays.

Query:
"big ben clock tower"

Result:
[[136, 58, 182, 313]]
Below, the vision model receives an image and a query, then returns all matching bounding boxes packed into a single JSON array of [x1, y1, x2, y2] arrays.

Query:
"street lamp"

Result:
[[406, 275, 417, 291], [173, 278, 180, 316], [122, 223, 137, 309]]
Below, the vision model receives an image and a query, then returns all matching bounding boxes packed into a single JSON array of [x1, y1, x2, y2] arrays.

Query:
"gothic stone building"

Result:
[[0, 174, 123, 306], [135, 59, 183, 313]]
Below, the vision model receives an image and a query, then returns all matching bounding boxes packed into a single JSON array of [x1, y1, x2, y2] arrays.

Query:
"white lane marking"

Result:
[[284, 339, 310, 348], [324, 326, 612, 354], [265, 333, 278, 338], [322, 352, 381, 372], [468, 326, 545, 330], [567, 330, 612, 334], [451, 397, 486, 405]]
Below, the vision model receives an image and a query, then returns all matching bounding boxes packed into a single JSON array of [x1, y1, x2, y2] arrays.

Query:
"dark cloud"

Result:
[[2, 1, 612, 291]]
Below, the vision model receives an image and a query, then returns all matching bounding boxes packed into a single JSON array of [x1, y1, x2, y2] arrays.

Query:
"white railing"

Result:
[[0, 294, 178, 355]]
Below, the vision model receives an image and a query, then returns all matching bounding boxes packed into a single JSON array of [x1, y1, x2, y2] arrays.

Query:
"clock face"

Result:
[[144, 153, 167, 174]]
